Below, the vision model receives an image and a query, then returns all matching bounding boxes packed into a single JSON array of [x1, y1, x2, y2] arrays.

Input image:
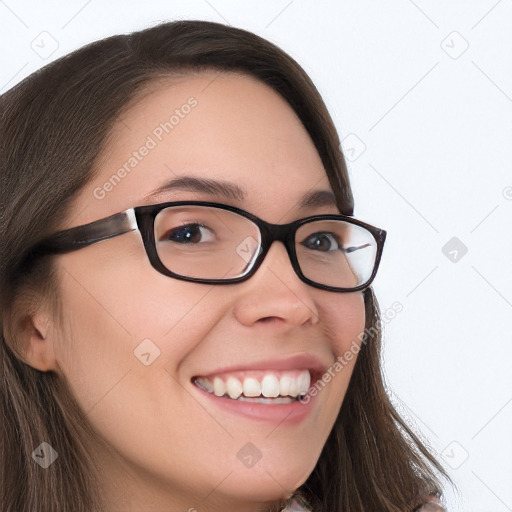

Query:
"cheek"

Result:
[[52, 247, 229, 411], [313, 291, 366, 413], [319, 290, 366, 357]]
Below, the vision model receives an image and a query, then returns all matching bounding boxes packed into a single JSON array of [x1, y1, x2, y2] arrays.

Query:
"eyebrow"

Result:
[[144, 176, 338, 209]]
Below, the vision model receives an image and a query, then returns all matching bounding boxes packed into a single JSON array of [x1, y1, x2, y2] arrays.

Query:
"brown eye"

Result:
[[301, 232, 341, 252]]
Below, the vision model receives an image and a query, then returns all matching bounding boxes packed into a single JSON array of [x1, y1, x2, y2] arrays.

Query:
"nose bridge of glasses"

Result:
[[256, 220, 299, 269]]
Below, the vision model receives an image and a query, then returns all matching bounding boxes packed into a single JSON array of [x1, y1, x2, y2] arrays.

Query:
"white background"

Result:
[[1, 2, 511, 511]]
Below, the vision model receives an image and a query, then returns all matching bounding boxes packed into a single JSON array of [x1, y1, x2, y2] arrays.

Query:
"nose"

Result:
[[233, 240, 320, 327]]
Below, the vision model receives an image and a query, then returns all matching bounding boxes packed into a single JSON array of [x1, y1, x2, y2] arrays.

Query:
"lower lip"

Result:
[[192, 383, 316, 425]]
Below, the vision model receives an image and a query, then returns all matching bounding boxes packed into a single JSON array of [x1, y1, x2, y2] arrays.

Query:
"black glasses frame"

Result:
[[30, 200, 387, 293]]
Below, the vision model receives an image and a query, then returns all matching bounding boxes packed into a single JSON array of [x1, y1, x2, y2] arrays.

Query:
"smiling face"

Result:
[[45, 72, 366, 511]]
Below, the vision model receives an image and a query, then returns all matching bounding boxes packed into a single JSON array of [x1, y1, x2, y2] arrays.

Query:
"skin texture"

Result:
[[25, 72, 366, 512]]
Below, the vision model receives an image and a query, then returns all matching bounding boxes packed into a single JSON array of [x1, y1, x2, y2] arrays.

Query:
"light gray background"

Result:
[[1, 1, 511, 511]]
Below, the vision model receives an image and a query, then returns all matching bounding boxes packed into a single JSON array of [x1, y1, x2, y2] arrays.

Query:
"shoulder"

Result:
[[282, 495, 446, 512], [281, 496, 312, 511], [414, 496, 447, 511]]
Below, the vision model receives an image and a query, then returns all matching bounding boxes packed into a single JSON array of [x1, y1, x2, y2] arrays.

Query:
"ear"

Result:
[[19, 310, 59, 372]]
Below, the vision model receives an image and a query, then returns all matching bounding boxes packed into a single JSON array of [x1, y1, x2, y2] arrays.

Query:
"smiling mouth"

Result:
[[192, 369, 313, 403]]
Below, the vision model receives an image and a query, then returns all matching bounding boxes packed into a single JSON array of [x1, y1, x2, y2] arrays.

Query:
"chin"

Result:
[[217, 459, 313, 503]]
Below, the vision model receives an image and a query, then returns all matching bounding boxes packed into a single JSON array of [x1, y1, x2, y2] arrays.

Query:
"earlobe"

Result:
[[21, 312, 58, 372]]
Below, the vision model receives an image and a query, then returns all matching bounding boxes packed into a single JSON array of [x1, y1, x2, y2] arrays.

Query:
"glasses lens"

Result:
[[154, 206, 261, 279], [295, 219, 377, 289]]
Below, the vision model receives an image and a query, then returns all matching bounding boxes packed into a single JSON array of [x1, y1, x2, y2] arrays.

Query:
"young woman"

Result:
[[0, 20, 449, 512]]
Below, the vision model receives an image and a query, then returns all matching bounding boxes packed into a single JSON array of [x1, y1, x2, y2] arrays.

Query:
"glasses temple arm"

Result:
[[31, 209, 138, 256]]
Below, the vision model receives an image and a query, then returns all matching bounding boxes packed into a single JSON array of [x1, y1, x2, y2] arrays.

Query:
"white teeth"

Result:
[[297, 370, 311, 395], [213, 377, 226, 397], [226, 376, 243, 399], [261, 374, 280, 398], [196, 369, 312, 401], [195, 377, 213, 393], [279, 375, 293, 396], [242, 377, 261, 397]]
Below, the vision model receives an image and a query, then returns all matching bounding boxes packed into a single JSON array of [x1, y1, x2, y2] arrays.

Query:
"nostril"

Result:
[[259, 317, 279, 324]]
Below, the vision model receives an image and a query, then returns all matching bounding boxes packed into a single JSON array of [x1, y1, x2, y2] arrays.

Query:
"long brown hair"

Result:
[[1, 20, 449, 511]]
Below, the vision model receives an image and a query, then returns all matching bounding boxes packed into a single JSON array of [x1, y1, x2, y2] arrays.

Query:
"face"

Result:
[[48, 73, 366, 512]]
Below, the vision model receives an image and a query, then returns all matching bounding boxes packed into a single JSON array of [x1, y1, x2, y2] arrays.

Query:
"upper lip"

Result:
[[192, 353, 330, 380]]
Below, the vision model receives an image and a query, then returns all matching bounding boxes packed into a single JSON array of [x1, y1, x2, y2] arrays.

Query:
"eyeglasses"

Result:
[[30, 201, 386, 292]]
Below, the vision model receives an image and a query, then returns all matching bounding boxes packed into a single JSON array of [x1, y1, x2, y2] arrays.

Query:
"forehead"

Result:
[[74, 72, 335, 224]]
